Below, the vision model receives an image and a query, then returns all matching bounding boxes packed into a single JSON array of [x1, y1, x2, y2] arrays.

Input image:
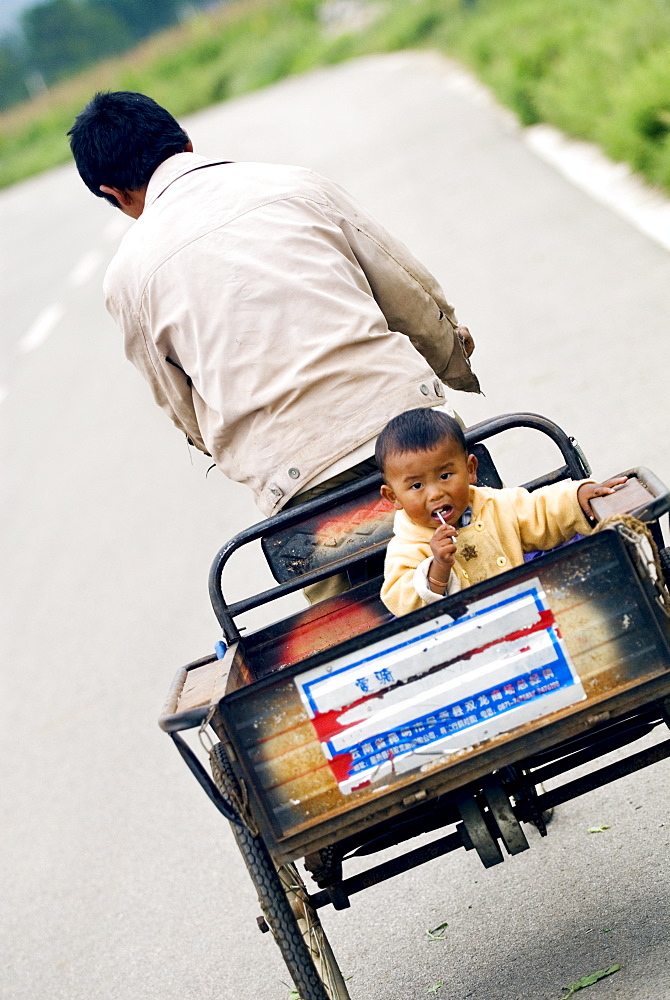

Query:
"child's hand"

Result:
[[578, 477, 628, 519], [429, 523, 458, 591]]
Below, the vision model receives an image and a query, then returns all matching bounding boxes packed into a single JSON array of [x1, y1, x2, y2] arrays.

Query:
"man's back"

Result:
[[105, 155, 472, 514]]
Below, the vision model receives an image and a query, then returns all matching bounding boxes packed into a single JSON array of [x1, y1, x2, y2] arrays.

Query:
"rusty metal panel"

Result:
[[220, 531, 670, 855], [262, 488, 394, 583], [244, 581, 392, 675]]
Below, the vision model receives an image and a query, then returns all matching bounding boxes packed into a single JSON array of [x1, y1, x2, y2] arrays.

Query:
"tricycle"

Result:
[[159, 412, 670, 1000]]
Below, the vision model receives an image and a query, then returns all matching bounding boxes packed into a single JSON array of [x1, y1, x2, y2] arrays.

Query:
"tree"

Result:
[[21, 0, 131, 84], [90, 0, 186, 42], [0, 39, 29, 110]]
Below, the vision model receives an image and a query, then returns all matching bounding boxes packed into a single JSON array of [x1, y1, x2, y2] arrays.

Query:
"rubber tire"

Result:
[[211, 743, 350, 1000], [659, 546, 670, 589]]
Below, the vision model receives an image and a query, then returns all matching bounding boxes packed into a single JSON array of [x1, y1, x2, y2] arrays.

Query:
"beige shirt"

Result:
[[104, 154, 480, 516], [299, 401, 458, 493]]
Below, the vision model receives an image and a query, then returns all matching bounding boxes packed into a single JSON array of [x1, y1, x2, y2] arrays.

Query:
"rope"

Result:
[[209, 748, 259, 835], [593, 513, 670, 618]]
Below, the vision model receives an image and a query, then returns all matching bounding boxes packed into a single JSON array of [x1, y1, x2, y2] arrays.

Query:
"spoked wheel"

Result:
[[211, 742, 350, 1000], [277, 862, 351, 999]]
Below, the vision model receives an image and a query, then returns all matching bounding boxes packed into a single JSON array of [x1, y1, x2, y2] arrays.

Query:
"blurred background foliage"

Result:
[[2, 0, 670, 193]]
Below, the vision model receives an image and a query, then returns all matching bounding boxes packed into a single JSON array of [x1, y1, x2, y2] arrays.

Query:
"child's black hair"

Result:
[[375, 408, 467, 478], [68, 91, 190, 207]]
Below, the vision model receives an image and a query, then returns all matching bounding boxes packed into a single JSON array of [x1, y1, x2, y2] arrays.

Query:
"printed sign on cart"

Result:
[[295, 578, 585, 793]]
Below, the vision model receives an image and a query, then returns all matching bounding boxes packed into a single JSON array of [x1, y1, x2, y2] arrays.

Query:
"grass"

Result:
[[3, 0, 670, 193]]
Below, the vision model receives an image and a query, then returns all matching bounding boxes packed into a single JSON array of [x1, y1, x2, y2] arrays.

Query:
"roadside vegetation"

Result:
[[2, 0, 670, 193]]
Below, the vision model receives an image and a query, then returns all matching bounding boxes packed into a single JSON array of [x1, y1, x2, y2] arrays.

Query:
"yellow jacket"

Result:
[[381, 479, 593, 617]]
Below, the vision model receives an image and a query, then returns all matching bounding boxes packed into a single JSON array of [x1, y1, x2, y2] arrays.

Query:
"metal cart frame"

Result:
[[160, 414, 670, 1000]]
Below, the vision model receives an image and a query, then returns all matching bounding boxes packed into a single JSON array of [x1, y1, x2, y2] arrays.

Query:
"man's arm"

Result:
[[319, 176, 481, 393], [106, 285, 209, 454]]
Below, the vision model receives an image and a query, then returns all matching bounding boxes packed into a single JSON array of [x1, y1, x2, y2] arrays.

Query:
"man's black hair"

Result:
[[375, 408, 467, 478], [68, 91, 189, 207]]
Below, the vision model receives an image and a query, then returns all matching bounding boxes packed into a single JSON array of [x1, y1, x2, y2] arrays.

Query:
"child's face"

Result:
[[381, 437, 478, 529]]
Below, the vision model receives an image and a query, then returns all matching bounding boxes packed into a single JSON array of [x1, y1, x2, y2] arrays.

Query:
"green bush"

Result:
[[355, 0, 446, 54], [4, 0, 670, 194], [597, 44, 670, 185]]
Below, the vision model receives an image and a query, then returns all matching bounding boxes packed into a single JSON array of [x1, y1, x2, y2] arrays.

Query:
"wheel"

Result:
[[499, 766, 553, 835], [277, 862, 351, 999], [211, 742, 350, 1000]]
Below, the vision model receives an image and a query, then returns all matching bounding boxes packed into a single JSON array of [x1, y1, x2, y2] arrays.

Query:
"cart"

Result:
[[159, 412, 670, 1000]]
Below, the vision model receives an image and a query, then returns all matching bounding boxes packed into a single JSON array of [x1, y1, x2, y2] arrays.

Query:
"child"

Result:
[[376, 408, 625, 617]]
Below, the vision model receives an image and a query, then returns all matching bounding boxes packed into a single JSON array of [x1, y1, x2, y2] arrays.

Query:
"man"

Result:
[[68, 91, 480, 524]]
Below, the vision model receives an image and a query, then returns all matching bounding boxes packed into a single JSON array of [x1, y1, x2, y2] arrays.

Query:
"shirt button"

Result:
[[462, 569, 469, 579], [474, 520, 485, 531], [496, 555, 507, 567], [288, 467, 300, 479], [420, 383, 429, 396]]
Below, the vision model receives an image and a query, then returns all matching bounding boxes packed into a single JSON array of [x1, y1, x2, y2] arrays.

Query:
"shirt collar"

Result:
[[144, 152, 222, 209], [459, 506, 473, 528]]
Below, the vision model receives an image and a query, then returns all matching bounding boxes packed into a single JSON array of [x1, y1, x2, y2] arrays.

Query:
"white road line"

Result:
[[68, 249, 102, 287], [434, 54, 670, 255], [524, 124, 670, 254], [18, 302, 65, 353]]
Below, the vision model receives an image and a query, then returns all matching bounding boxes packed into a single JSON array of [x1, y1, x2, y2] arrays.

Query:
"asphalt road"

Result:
[[2, 52, 669, 1000]]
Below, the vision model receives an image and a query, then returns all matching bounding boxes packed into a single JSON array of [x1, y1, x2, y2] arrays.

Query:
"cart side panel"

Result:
[[220, 532, 670, 851], [244, 583, 392, 677]]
